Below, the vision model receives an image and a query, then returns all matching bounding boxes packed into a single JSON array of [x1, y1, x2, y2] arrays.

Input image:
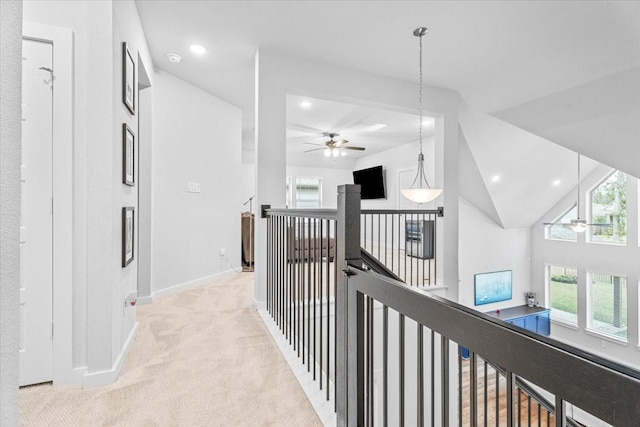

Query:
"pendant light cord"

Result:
[[419, 32, 423, 156], [577, 153, 581, 220]]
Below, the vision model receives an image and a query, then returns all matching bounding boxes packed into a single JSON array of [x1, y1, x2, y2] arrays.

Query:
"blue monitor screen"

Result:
[[474, 270, 512, 306]]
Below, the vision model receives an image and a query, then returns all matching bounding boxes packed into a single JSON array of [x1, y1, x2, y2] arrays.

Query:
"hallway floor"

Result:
[[20, 273, 322, 426]]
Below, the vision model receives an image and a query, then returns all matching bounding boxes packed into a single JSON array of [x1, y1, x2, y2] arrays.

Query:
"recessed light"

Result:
[[552, 179, 561, 187], [367, 123, 387, 132], [166, 53, 182, 63], [299, 101, 312, 109], [189, 44, 207, 55], [491, 175, 500, 183]]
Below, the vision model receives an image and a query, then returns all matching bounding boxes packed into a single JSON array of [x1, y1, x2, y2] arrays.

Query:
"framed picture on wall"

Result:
[[122, 207, 135, 267], [122, 42, 135, 115], [123, 124, 135, 186]]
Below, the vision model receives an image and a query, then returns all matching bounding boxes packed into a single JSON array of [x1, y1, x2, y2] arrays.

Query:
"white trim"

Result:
[[23, 22, 75, 386], [252, 298, 266, 311], [258, 309, 336, 426], [151, 270, 234, 299], [550, 318, 579, 331], [584, 328, 629, 346], [82, 322, 139, 389], [136, 296, 153, 305]]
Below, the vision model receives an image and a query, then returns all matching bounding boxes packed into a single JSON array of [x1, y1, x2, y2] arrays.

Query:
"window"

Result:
[[545, 205, 577, 242], [590, 170, 627, 244], [547, 265, 578, 324], [287, 177, 322, 208], [587, 272, 627, 341]]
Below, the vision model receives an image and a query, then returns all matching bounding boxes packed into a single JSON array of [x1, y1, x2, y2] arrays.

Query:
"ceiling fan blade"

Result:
[[304, 148, 325, 153], [587, 223, 612, 227], [286, 122, 326, 135], [302, 142, 324, 146], [343, 146, 366, 151], [334, 139, 349, 147]]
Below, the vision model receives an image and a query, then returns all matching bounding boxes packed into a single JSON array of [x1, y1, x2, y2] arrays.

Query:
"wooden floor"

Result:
[[460, 357, 557, 426]]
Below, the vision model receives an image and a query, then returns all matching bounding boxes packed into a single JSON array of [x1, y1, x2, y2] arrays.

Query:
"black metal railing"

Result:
[[266, 208, 338, 405], [265, 185, 640, 426], [361, 208, 443, 287]]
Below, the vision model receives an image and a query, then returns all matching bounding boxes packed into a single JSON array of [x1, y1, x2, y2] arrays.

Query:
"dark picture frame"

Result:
[[123, 124, 135, 186], [122, 42, 135, 115], [122, 207, 135, 267], [474, 270, 512, 306]]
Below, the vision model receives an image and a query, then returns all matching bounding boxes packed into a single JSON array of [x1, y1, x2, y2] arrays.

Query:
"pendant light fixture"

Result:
[[400, 27, 442, 204], [569, 153, 587, 232]]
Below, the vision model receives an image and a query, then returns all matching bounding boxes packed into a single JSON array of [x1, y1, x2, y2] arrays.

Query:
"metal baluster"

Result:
[[307, 219, 311, 370], [441, 336, 449, 427], [496, 368, 500, 427], [471, 352, 478, 427], [537, 403, 541, 427], [506, 371, 514, 427], [391, 215, 394, 273], [313, 218, 317, 377], [431, 330, 435, 427], [319, 219, 324, 390], [527, 395, 531, 427], [326, 220, 331, 401], [417, 323, 424, 427], [400, 313, 405, 426], [518, 388, 521, 427], [555, 397, 564, 427], [458, 346, 462, 427], [365, 297, 369, 426], [333, 219, 338, 412], [383, 305, 388, 427], [369, 297, 374, 426], [484, 359, 488, 427]]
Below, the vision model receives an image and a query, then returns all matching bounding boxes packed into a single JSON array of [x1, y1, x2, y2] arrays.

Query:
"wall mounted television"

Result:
[[352, 165, 386, 200], [474, 270, 512, 306]]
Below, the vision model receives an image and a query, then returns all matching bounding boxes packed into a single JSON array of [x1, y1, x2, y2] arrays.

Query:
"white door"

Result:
[[19, 38, 54, 386]]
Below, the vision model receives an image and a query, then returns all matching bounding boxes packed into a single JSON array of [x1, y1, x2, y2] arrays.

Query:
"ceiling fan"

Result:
[[303, 133, 365, 157], [543, 153, 611, 232]]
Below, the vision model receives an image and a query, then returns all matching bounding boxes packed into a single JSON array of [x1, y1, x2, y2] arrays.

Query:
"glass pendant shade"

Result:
[[401, 152, 442, 203], [569, 219, 587, 233]]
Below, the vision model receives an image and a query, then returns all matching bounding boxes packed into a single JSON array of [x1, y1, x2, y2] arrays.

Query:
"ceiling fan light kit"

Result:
[[401, 27, 443, 204]]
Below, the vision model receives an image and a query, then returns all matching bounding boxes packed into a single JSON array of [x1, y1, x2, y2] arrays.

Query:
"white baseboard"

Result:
[[252, 297, 266, 311], [136, 295, 153, 305], [151, 270, 234, 300], [82, 322, 139, 389], [258, 310, 336, 427]]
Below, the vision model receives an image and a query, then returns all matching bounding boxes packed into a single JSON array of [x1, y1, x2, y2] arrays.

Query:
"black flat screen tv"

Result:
[[353, 165, 386, 199]]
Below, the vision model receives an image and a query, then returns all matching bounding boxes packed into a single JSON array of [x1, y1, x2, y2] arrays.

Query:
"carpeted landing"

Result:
[[20, 273, 322, 426]]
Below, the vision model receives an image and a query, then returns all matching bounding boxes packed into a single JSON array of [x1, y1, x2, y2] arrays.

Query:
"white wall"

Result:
[[458, 198, 531, 310], [531, 166, 640, 369], [0, 0, 22, 423], [352, 139, 438, 211], [112, 0, 154, 372], [151, 69, 242, 294]]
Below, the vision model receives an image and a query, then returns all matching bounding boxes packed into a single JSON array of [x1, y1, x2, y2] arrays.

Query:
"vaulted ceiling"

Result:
[[135, 0, 639, 227]]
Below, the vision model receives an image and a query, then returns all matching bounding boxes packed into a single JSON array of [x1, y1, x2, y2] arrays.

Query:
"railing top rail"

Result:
[[265, 208, 337, 220], [346, 265, 640, 425], [361, 206, 444, 216]]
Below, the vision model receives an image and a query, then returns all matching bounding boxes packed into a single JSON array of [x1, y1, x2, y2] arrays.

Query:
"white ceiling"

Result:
[[285, 94, 432, 168], [135, 0, 640, 140], [135, 0, 639, 227]]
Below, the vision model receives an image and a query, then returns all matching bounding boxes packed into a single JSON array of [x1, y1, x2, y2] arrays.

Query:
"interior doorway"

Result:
[[19, 37, 54, 386]]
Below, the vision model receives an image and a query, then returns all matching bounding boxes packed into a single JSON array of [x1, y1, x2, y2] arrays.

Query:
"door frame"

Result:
[[23, 22, 74, 385]]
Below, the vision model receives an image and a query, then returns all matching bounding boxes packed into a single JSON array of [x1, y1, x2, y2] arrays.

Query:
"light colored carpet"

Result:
[[20, 273, 322, 426]]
